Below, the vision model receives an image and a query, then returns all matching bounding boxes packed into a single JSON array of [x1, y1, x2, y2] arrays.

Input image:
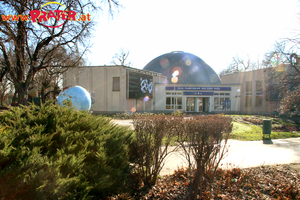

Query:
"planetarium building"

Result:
[[63, 51, 241, 114]]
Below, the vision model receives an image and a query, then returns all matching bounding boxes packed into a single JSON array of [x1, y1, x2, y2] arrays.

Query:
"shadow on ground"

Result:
[[263, 138, 273, 144]]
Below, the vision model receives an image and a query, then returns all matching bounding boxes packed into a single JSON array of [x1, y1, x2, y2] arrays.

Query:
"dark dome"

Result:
[[143, 51, 221, 85]]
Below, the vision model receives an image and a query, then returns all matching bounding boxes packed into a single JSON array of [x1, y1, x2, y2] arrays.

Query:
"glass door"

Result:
[[186, 97, 195, 112], [198, 98, 203, 112]]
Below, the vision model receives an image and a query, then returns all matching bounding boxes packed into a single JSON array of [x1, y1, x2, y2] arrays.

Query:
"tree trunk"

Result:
[[15, 82, 28, 105], [41, 87, 46, 103], [0, 90, 5, 106]]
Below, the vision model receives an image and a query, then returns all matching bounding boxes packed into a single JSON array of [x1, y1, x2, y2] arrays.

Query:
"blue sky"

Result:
[[86, 0, 300, 73]]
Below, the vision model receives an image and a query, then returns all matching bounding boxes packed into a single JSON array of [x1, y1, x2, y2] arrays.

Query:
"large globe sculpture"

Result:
[[57, 85, 91, 111]]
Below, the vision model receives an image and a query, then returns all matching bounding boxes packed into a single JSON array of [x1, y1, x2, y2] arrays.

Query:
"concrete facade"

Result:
[[155, 84, 241, 113], [63, 65, 166, 114], [63, 66, 279, 115], [221, 68, 280, 115]]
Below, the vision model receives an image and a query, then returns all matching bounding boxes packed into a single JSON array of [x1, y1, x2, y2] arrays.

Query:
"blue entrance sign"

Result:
[[166, 86, 231, 91], [183, 92, 214, 96]]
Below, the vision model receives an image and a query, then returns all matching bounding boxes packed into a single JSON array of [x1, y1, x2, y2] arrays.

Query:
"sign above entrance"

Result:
[[183, 92, 214, 96], [166, 86, 231, 91]]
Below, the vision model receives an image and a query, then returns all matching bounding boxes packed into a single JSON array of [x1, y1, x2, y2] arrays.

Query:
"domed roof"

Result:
[[143, 51, 221, 85]]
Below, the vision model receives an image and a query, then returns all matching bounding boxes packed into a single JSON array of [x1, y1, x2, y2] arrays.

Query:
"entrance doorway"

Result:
[[198, 98, 203, 112], [186, 97, 195, 112], [185, 97, 210, 112], [202, 97, 210, 112]]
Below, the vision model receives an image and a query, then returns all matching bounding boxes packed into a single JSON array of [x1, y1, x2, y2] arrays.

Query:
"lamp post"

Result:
[[236, 89, 241, 115], [171, 71, 179, 115]]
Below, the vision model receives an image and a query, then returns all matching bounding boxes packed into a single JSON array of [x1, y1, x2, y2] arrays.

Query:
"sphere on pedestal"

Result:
[[57, 85, 91, 111]]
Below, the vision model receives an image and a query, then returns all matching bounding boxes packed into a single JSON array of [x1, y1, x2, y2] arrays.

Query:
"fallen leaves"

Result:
[[108, 164, 300, 199]]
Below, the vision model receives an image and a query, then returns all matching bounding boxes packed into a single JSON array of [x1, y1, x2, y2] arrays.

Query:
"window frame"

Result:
[[214, 97, 230, 110], [112, 77, 120, 91], [255, 81, 263, 106], [166, 93, 182, 109], [245, 81, 252, 107]]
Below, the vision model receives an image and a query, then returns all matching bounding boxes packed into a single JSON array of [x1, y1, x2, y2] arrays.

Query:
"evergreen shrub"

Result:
[[0, 101, 133, 199]]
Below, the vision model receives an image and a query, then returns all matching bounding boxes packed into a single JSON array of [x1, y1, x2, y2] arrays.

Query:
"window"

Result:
[[246, 95, 252, 107], [215, 93, 230, 96], [245, 81, 252, 107], [113, 77, 120, 91], [246, 81, 252, 92], [256, 81, 263, 106], [166, 97, 182, 109], [166, 92, 182, 95], [214, 97, 230, 110]]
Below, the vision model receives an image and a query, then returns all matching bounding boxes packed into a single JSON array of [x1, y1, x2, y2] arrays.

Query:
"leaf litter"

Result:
[[108, 163, 300, 199]]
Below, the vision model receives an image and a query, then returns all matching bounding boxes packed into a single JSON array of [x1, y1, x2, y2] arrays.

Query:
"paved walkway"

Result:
[[111, 119, 300, 176], [160, 138, 300, 175]]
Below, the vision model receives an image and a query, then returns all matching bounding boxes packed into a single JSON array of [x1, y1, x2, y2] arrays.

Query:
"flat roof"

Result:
[[79, 65, 166, 77]]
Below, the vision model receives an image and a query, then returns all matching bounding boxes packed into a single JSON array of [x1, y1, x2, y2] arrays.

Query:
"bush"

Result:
[[129, 114, 232, 199], [174, 110, 184, 116], [0, 101, 133, 199], [130, 115, 178, 188], [174, 115, 233, 199]]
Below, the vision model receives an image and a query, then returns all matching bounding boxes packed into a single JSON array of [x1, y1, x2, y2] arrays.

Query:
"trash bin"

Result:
[[263, 119, 271, 139]]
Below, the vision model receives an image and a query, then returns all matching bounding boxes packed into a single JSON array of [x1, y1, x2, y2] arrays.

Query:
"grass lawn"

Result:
[[230, 122, 300, 141], [100, 113, 300, 141]]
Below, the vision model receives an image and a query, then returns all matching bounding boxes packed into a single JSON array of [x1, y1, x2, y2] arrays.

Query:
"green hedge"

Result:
[[0, 101, 133, 199]]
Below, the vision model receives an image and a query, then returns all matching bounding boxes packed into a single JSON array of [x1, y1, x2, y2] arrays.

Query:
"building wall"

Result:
[[126, 99, 135, 112], [64, 66, 280, 115], [154, 84, 167, 111], [154, 84, 241, 113], [64, 66, 166, 114], [64, 66, 126, 114], [221, 68, 279, 115]]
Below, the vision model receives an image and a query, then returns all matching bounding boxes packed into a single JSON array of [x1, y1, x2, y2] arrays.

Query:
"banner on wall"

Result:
[[128, 71, 153, 99]]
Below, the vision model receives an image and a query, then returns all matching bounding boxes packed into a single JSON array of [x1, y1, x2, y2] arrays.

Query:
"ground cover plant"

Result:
[[0, 101, 133, 200]]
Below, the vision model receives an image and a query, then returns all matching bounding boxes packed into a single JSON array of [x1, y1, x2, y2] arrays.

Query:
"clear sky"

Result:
[[86, 0, 300, 73]]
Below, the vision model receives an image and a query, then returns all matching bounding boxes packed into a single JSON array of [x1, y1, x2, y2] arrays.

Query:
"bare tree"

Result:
[[33, 68, 61, 103], [263, 42, 300, 113], [32, 45, 85, 103], [111, 47, 133, 66], [219, 55, 266, 77], [0, 75, 12, 106], [0, 0, 121, 105]]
